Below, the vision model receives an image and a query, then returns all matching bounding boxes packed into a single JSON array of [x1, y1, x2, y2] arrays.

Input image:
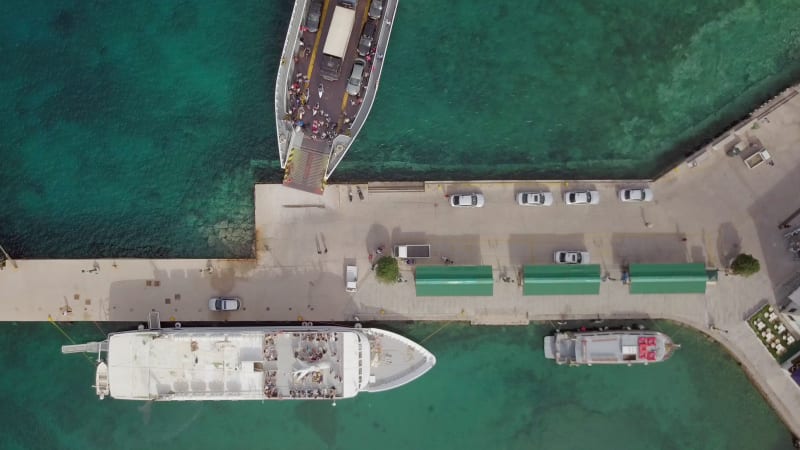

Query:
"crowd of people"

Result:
[[294, 332, 336, 363]]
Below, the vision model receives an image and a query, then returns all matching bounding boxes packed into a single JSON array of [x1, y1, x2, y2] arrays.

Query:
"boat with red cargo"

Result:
[[544, 330, 678, 366]]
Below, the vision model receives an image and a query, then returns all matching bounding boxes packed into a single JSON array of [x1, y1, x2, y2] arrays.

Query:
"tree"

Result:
[[375, 256, 399, 284], [730, 253, 760, 277]]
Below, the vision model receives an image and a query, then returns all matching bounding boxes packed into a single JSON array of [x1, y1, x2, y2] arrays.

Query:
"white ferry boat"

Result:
[[544, 330, 678, 366], [275, 0, 398, 193], [63, 324, 435, 401]]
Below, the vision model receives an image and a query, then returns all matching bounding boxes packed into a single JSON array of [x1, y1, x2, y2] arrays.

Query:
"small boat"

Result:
[[544, 330, 678, 366]]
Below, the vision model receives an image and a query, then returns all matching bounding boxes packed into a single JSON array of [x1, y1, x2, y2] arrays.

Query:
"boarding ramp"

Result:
[[283, 138, 330, 194], [61, 341, 108, 354]]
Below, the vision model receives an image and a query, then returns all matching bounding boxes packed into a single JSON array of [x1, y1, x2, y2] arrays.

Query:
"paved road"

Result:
[[3, 91, 800, 434]]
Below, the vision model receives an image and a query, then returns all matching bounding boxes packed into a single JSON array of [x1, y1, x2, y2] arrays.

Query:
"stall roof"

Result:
[[415, 266, 493, 297], [629, 263, 707, 294], [523, 265, 601, 295]]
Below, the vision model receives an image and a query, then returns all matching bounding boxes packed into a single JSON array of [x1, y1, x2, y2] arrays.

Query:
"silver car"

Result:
[[209, 297, 241, 311], [346, 59, 365, 96], [450, 193, 485, 208], [564, 190, 599, 205], [305, 0, 323, 33], [554, 251, 590, 264], [368, 0, 383, 19], [619, 188, 653, 202], [517, 191, 553, 206]]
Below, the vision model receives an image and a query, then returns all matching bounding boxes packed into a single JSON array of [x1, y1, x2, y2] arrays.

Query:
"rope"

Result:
[[48, 316, 95, 365], [420, 321, 453, 344]]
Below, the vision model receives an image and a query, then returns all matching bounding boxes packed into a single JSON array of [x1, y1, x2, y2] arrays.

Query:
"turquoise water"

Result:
[[0, 321, 792, 449], [2, 1, 800, 258]]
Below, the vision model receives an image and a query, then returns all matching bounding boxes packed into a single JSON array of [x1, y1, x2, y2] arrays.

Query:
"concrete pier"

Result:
[[3, 90, 800, 433]]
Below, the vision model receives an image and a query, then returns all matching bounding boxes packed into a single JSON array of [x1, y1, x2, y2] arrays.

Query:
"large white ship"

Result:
[[275, 0, 398, 194], [544, 330, 678, 366], [63, 324, 435, 401]]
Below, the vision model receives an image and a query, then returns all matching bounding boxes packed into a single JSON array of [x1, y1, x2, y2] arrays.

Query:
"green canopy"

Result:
[[415, 265, 493, 297], [523, 264, 601, 295], [629, 263, 707, 294]]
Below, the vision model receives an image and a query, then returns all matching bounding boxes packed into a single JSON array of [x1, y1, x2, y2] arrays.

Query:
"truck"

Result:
[[319, 5, 356, 81], [393, 244, 431, 259], [744, 149, 772, 169], [345, 265, 358, 292]]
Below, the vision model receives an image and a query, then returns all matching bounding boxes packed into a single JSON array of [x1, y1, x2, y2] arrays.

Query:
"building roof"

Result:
[[628, 263, 707, 294], [414, 265, 493, 296], [523, 264, 601, 295]]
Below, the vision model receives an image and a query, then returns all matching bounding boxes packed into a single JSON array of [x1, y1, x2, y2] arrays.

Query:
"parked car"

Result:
[[619, 188, 653, 202], [554, 251, 590, 264], [517, 191, 553, 206], [564, 190, 599, 205], [368, 0, 384, 19], [450, 193, 485, 208], [209, 297, 241, 311], [346, 59, 366, 96], [357, 20, 377, 56], [305, 0, 323, 32]]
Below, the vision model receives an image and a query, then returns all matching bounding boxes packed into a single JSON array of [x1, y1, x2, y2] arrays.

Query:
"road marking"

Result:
[[306, 0, 330, 82]]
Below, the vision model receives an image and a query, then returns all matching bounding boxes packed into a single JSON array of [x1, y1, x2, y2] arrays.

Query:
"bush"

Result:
[[375, 256, 399, 284], [731, 253, 760, 277]]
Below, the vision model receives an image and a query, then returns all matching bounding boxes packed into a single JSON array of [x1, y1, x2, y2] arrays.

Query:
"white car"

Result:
[[346, 59, 366, 96], [619, 188, 653, 202], [517, 191, 553, 206], [564, 190, 599, 205], [209, 297, 241, 311], [554, 251, 590, 264], [450, 193, 485, 208]]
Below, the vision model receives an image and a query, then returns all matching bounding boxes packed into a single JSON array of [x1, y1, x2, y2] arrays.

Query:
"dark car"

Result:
[[306, 0, 323, 32], [357, 20, 377, 56], [368, 0, 384, 19]]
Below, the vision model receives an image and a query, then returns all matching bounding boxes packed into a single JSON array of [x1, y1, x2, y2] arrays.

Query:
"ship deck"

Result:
[[105, 329, 365, 401], [364, 328, 437, 393]]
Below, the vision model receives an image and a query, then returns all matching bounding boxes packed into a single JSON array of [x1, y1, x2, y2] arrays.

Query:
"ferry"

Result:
[[275, 0, 398, 194], [63, 324, 435, 401], [544, 330, 678, 366]]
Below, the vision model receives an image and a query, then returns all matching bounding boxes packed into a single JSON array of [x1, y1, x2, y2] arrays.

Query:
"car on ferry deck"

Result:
[[347, 59, 366, 95], [564, 190, 599, 205], [358, 20, 377, 56], [450, 193, 485, 208], [306, 0, 323, 32], [368, 0, 384, 19], [517, 191, 553, 206]]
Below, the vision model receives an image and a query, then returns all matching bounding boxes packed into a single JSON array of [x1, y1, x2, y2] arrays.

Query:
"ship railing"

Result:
[[275, 0, 309, 168]]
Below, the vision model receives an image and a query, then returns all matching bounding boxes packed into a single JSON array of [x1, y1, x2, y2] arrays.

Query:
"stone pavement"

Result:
[[3, 91, 800, 433]]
